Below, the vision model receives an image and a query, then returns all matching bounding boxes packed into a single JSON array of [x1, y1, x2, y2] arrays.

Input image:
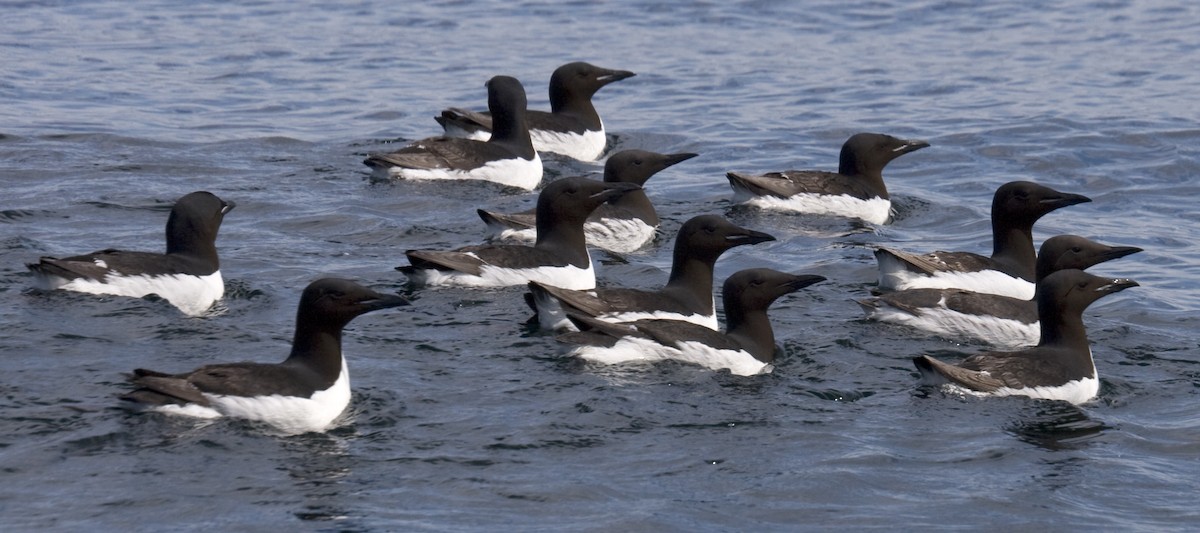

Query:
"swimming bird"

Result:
[[364, 75, 542, 190], [558, 268, 825, 376], [27, 191, 235, 316], [121, 278, 410, 434], [861, 235, 1142, 347], [398, 176, 639, 289], [875, 181, 1092, 299], [913, 269, 1136, 404], [726, 132, 929, 224], [436, 62, 635, 161], [477, 149, 699, 253], [527, 215, 774, 331]]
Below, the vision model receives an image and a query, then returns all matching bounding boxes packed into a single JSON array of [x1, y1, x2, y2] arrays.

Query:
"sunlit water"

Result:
[[2, 1, 1198, 530]]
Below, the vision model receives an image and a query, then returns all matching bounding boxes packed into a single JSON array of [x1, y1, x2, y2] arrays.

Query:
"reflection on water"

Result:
[[280, 431, 355, 524], [1006, 401, 1108, 451]]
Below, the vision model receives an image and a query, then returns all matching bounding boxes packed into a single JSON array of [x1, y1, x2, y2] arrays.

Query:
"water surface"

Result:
[[2, 1, 1198, 530]]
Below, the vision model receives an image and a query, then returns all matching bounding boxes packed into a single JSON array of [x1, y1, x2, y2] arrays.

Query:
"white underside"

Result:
[[531, 127, 607, 161], [570, 336, 772, 377], [533, 284, 717, 332], [150, 361, 352, 435], [921, 357, 1099, 405], [408, 256, 596, 290], [940, 376, 1098, 405], [540, 302, 718, 333], [489, 227, 538, 244], [445, 127, 490, 141], [487, 218, 656, 254], [584, 217, 657, 253], [600, 310, 719, 330], [443, 126, 605, 161], [876, 261, 1036, 300], [488, 227, 536, 243], [732, 191, 891, 225], [969, 375, 1099, 405], [866, 297, 1040, 348], [383, 153, 543, 190], [532, 287, 575, 331], [42, 269, 224, 316]]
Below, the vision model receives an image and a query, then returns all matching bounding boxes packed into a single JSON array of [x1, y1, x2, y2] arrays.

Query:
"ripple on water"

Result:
[[2, 0, 1199, 530]]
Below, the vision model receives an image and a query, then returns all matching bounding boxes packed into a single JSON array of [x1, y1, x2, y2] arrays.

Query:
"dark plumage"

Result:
[[558, 268, 825, 375], [913, 269, 1138, 404], [27, 191, 235, 316], [477, 149, 698, 252], [122, 278, 410, 433], [364, 75, 542, 190], [726, 132, 929, 224], [862, 235, 1142, 347], [436, 62, 635, 160], [875, 181, 1092, 298], [527, 215, 775, 331], [398, 176, 640, 289]]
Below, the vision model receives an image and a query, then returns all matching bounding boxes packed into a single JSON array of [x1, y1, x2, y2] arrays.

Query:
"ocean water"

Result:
[[2, 0, 1198, 530]]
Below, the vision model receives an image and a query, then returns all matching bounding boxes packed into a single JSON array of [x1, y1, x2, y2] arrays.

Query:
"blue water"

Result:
[[2, 1, 1199, 530]]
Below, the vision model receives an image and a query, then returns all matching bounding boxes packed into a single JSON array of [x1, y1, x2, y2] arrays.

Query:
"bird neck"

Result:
[[549, 87, 601, 127], [165, 219, 219, 268], [837, 153, 887, 197], [607, 189, 657, 225], [535, 222, 591, 268], [284, 320, 345, 379], [489, 106, 536, 158], [1037, 301, 1091, 352], [990, 223, 1037, 281], [726, 308, 776, 363], [664, 254, 717, 312]]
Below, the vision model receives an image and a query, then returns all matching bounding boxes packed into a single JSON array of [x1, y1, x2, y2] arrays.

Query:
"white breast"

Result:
[[149, 402, 223, 419], [534, 287, 716, 333], [443, 125, 491, 141], [544, 308, 718, 333], [732, 192, 891, 225], [878, 267, 1035, 300], [487, 226, 537, 244], [671, 340, 773, 376], [531, 126, 607, 161], [585, 217, 657, 254], [945, 374, 1099, 405], [570, 336, 772, 376], [410, 258, 596, 291], [485, 218, 656, 254], [935, 357, 1099, 405], [532, 287, 574, 331], [184, 361, 353, 435], [600, 310, 718, 330], [57, 271, 224, 316], [866, 297, 1040, 348], [382, 153, 544, 190], [570, 335, 685, 367], [979, 376, 1100, 405], [443, 123, 605, 161]]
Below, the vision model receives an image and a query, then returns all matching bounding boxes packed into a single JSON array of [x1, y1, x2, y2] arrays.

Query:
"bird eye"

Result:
[[1071, 247, 1082, 253]]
